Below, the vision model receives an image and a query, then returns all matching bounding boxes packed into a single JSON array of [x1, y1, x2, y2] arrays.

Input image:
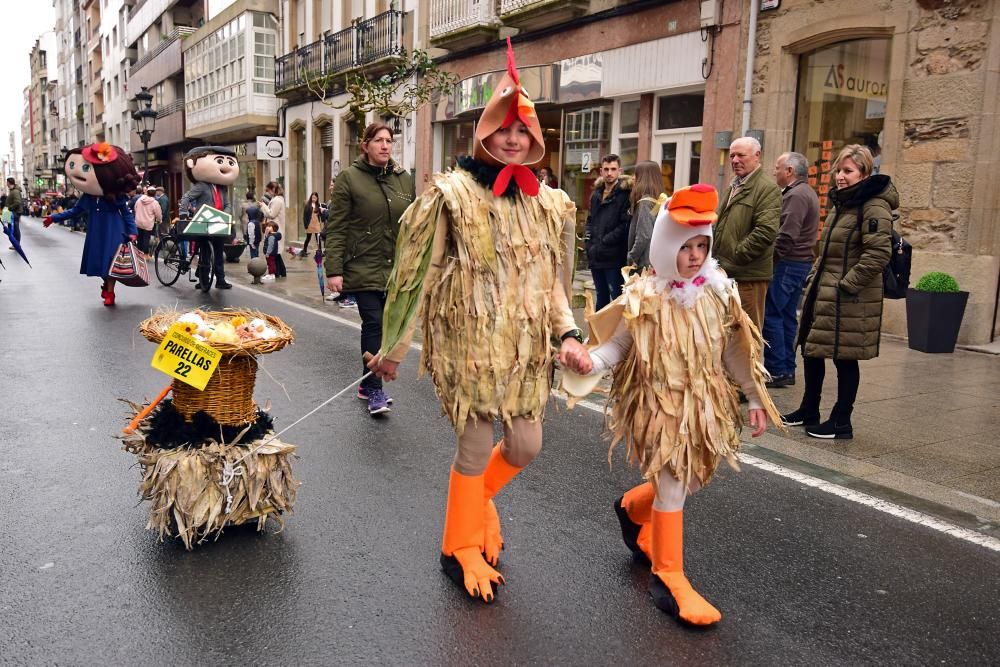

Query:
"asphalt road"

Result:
[[1, 218, 997, 665]]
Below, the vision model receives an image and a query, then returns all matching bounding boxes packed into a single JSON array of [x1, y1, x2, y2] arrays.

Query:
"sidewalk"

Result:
[[235, 246, 1000, 532]]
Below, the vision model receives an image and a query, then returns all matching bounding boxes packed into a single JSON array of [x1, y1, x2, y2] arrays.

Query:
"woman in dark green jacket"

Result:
[[324, 122, 415, 416], [783, 145, 896, 440]]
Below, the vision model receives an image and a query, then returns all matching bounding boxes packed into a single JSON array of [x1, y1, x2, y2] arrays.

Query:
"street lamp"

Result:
[[131, 86, 157, 184], [54, 146, 68, 194]]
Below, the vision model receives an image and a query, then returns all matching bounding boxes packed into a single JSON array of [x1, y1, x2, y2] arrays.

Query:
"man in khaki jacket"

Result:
[[712, 137, 781, 329]]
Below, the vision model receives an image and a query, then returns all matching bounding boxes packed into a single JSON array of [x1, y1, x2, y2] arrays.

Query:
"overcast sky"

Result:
[[3, 4, 57, 165]]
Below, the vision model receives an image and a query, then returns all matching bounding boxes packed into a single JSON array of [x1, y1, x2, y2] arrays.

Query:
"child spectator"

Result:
[[261, 221, 286, 281]]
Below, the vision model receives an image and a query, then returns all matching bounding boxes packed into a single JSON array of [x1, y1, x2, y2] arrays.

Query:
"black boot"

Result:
[[806, 404, 853, 440]]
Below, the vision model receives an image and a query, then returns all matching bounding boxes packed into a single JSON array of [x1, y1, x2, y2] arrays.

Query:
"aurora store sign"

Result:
[[823, 64, 888, 98]]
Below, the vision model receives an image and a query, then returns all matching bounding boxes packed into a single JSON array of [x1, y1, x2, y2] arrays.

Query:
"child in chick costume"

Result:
[[43, 143, 141, 306], [178, 146, 240, 291], [565, 185, 781, 626], [368, 39, 589, 603]]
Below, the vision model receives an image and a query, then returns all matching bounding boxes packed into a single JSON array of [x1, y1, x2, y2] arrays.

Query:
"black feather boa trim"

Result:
[[456, 156, 522, 199], [141, 399, 276, 450]]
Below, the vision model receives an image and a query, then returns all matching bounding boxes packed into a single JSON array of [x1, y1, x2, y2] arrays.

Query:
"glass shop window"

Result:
[[793, 38, 890, 221]]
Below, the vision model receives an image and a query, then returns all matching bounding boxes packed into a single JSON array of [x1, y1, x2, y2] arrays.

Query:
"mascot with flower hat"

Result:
[[563, 184, 783, 627], [44, 143, 141, 306], [366, 38, 590, 603]]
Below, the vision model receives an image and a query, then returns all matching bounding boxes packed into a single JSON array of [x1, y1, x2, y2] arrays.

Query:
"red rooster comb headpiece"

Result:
[[473, 38, 546, 196]]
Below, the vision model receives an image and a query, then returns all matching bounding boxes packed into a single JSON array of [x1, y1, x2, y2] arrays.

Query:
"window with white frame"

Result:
[[650, 92, 704, 195], [614, 98, 640, 173]]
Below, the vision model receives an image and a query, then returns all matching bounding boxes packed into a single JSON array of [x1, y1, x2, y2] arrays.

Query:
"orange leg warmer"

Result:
[[482, 442, 523, 566], [649, 509, 721, 626], [441, 468, 504, 602]]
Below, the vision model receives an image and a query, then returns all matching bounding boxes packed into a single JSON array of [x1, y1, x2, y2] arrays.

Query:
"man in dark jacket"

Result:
[[5, 178, 23, 246], [585, 154, 632, 310], [713, 137, 781, 329], [763, 152, 820, 387]]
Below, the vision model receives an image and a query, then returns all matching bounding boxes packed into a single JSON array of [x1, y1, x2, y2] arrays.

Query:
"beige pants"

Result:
[[453, 416, 543, 475], [737, 279, 769, 331]]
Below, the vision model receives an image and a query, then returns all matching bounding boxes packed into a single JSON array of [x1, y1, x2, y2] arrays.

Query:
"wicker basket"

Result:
[[172, 354, 258, 425], [139, 309, 294, 426]]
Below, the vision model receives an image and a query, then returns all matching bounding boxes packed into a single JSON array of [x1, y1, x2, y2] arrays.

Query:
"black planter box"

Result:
[[223, 243, 247, 263], [905, 288, 969, 353]]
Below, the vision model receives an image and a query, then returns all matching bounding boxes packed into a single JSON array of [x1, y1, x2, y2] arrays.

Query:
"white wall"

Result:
[[100, 0, 130, 150]]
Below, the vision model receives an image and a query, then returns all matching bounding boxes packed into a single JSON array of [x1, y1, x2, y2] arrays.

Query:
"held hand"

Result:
[[365, 351, 400, 381], [559, 338, 593, 375], [128, 234, 138, 242], [43, 216, 53, 228], [748, 408, 767, 437], [327, 275, 344, 293]]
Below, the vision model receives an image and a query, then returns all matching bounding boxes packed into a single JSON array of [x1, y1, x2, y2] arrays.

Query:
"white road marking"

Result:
[[235, 284, 1000, 553], [568, 396, 1000, 553]]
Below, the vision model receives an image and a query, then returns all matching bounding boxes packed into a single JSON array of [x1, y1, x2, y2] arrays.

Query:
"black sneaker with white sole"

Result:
[[780, 408, 820, 427], [806, 418, 853, 439]]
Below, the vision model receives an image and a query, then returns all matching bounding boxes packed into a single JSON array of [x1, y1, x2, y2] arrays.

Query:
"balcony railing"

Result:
[[500, 0, 548, 12], [131, 26, 196, 73], [156, 98, 184, 118], [356, 10, 405, 65], [430, 0, 498, 40], [324, 26, 354, 74], [276, 10, 405, 95]]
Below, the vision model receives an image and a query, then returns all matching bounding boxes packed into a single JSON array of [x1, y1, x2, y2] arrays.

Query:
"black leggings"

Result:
[[355, 291, 387, 391], [301, 232, 323, 256], [801, 356, 860, 418]]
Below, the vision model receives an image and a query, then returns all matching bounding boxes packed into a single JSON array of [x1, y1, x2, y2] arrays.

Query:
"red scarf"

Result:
[[493, 164, 540, 197]]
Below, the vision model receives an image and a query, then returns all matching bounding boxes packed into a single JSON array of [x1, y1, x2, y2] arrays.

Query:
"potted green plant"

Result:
[[905, 271, 969, 353]]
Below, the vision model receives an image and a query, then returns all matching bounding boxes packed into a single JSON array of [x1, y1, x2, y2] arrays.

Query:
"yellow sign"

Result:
[[151, 323, 221, 390]]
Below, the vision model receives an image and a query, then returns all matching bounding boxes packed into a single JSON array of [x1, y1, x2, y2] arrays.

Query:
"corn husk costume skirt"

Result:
[[121, 309, 299, 549], [383, 168, 577, 432]]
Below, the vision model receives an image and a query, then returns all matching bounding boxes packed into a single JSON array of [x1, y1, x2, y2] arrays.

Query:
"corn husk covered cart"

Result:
[[122, 308, 299, 549]]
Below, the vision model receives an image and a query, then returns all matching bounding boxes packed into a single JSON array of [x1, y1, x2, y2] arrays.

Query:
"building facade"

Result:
[[99, 0, 136, 150], [54, 0, 91, 152], [126, 0, 206, 213], [274, 0, 415, 245], [420, 0, 733, 268], [181, 0, 283, 203], [738, 0, 1000, 344], [26, 34, 60, 195]]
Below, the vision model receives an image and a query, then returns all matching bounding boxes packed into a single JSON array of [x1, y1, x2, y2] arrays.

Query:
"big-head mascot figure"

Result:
[[44, 143, 140, 306], [179, 146, 240, 291]]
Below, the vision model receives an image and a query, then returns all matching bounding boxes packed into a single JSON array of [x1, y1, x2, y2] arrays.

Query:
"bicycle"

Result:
[[154, 217, 215, 288]]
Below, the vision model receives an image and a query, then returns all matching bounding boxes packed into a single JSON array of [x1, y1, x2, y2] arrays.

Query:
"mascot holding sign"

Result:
[[44, 142, 141, 306], [179, 146, 239, 291]]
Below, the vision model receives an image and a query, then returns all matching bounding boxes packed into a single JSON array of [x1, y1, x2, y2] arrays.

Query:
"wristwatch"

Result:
[[560, 328, 584, 344]]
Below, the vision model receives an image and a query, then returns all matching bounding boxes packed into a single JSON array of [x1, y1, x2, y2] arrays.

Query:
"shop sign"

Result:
[[256, 136, 287, 160], [823, 63, 888, 98], [558, 54, 602, 103], [452, 65, 556, 117]]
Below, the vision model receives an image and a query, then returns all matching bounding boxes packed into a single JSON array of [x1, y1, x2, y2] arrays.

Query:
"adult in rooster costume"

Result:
[[565, 185, 781, 626], [368, 39, 590, 602]]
